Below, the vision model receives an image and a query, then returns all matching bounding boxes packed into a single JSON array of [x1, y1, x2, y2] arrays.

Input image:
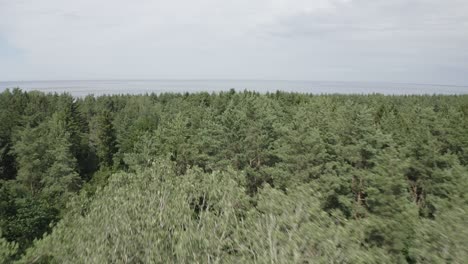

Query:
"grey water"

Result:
[[0, 80, 467, 97]]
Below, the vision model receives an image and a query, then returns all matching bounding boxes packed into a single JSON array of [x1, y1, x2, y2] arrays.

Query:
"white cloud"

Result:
[[0, 0, 467, 84]]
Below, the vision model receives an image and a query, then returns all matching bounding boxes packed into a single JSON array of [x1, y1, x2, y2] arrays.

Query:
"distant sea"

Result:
[[0, 80, 467, 97]]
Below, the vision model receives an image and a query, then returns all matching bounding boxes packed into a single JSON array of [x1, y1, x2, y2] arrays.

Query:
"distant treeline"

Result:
[[0, 88, 467, 263]]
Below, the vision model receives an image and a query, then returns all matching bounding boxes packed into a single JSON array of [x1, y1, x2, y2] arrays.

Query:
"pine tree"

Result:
[[42, 114, 81, 208], [91, 110, 117, 168], [268, 106, 328, 190]]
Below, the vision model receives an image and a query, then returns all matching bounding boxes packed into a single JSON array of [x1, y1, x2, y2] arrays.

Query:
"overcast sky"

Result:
[[1, 0, 467, 85]]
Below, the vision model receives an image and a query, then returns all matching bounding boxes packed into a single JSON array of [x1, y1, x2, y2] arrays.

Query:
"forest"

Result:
[[0, 88, 467, 263]]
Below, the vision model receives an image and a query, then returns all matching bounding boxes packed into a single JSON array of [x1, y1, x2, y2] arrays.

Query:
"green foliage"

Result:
[[19, 161, 250, 263], [410, 200, 468, 263], [0, 89, 467, 262], [13, 113, 81, 203], [90, 110, 117, 168], [0, 228, 18, 264]]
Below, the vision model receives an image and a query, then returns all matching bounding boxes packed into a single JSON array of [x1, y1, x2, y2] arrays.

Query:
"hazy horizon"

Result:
[[2, 78, 468, 87], [2, 79, 467, 97]]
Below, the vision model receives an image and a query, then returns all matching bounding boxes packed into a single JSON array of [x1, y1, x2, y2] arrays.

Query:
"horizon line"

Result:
[[1, 79, 467, 88]]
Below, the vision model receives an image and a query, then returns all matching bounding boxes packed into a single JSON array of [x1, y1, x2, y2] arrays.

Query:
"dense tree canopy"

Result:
[[0, 88, 467, 263]]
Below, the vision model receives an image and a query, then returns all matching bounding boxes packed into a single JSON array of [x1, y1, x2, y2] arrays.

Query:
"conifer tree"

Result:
[[91, 110, 117, 168]]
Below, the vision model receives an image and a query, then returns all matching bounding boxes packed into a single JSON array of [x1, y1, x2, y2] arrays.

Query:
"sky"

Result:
[[0, 0, 467, 85]]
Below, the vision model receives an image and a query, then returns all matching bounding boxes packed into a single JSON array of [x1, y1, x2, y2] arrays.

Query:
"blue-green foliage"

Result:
[[0, 89, 467, 263]]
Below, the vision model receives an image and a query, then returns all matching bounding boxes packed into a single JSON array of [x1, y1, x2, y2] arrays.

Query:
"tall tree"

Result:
[[91, 110, 117, 168]]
